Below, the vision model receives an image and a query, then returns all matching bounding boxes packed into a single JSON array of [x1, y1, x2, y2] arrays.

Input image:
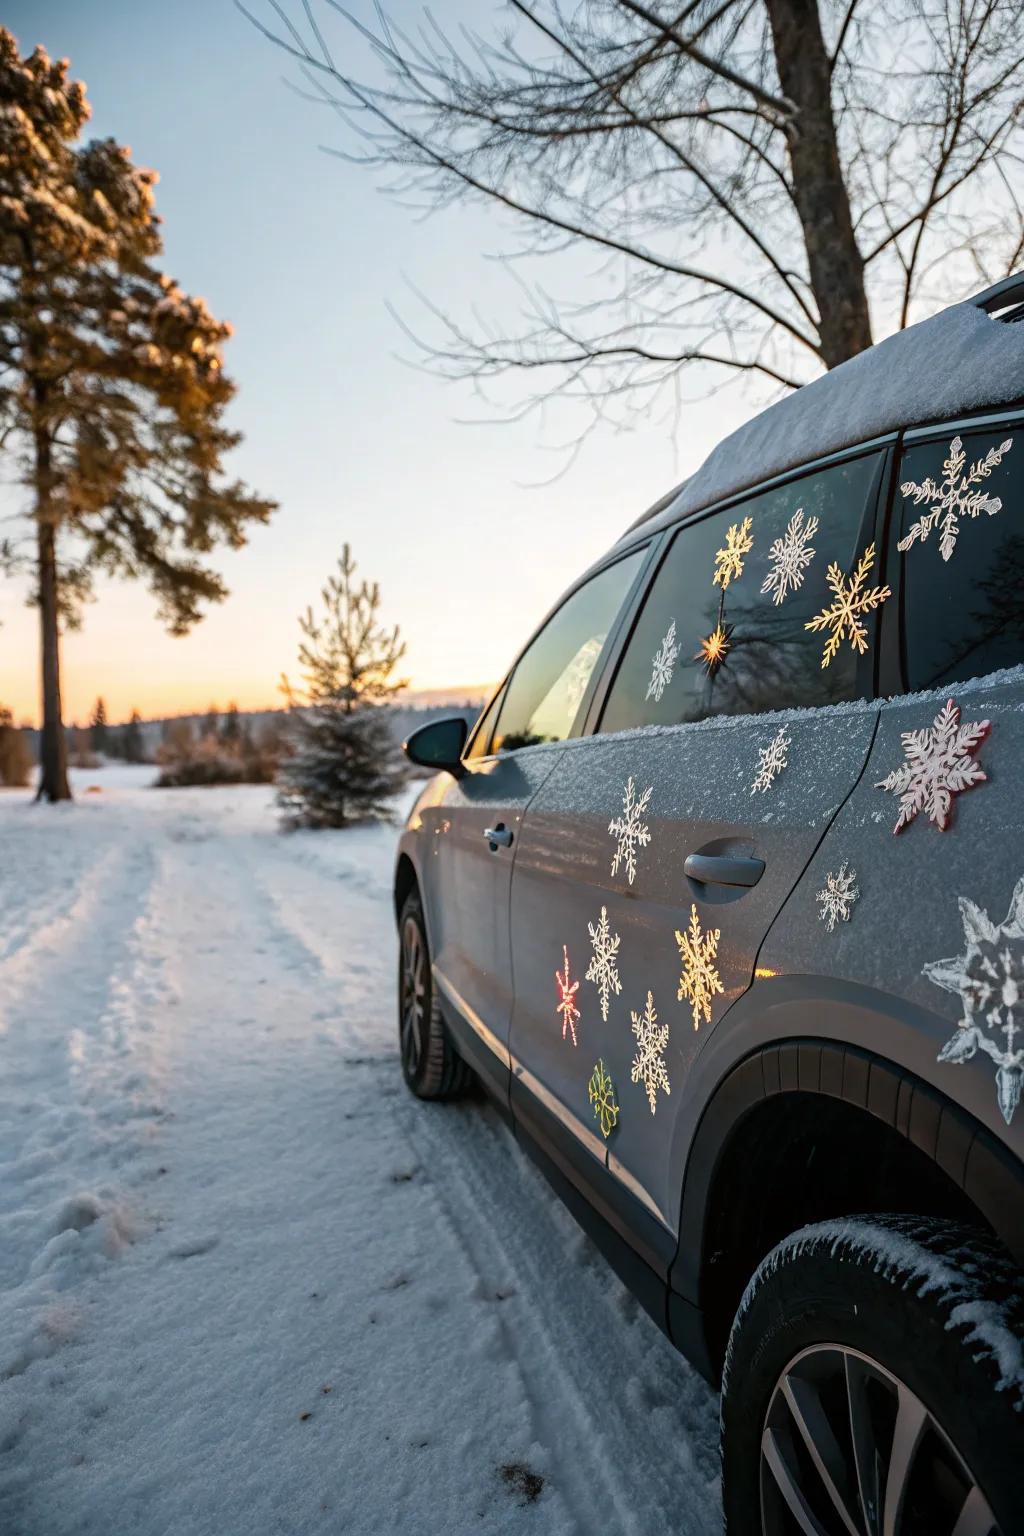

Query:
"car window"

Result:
[[492, 549, 646, 753], [599, 453, 885, 734], [464, 684, 505, 760], [898, 423, 1023, 691]]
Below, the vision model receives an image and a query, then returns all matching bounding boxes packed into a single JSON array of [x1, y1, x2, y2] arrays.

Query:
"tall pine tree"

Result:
[[278, 544, 408, 829], [0, 32, 275, 801]]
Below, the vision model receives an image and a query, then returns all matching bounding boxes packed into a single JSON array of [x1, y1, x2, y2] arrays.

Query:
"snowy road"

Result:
[[0, 773, 720, 1535]]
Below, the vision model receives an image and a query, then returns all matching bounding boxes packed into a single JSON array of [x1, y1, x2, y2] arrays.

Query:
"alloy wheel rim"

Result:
[[760, 1342, 999, 1536], [399, 917, 425, 1074]]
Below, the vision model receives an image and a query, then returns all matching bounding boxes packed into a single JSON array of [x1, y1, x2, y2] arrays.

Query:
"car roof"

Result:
[[612, 275, 1024, 555]]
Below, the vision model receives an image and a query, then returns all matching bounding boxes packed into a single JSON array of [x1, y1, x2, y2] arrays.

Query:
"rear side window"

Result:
[[897, 424, 1023, 691], [600, 453, 885, 734], [492, 549, 645, 753]]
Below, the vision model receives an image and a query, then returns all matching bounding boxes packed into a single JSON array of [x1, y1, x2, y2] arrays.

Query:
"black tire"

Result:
[[721, 1214, 1023, 1535], [397, 890, 472, 1101]]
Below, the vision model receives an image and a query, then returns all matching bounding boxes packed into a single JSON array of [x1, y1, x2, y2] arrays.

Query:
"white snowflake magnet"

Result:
[[585, 905, 622, 1021], [630, 990, 671, 1115], [646, 620, 679, 702], [675, 904, 723, 1030], [804, 542, 890, 669], [751, 726, 791, 795], [609, 776, 652, 886], [555, 945, 580, 1046], [898, 434, 1013, 562], [817, 864, 859, 932], [713, 516, 753, 590], [761, 508, 818, 605], [924, 875, 1024, 1125], [874, 698, 989, 834]]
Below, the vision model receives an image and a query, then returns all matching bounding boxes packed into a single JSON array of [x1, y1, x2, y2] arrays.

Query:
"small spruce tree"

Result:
[[90, 697, 108, 755], [0, 707, 33, 786], [278, 544, 408, 829], [122, 708, 144, 763]]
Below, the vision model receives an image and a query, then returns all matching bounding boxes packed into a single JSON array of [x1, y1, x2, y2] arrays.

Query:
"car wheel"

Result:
[[398, 890, 472, 1101], [721, 1214, 1023, 1535]]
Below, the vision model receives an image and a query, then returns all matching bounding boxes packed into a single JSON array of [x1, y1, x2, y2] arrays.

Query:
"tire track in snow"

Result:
[[398, 1097, 722, 1534]]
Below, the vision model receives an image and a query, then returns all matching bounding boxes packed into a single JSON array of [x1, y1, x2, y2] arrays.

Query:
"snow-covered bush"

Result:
[[0, 708, 33, 787]]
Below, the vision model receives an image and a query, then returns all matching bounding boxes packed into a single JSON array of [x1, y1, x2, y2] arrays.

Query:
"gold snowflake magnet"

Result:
[[804, 541, 890, 668], [588, 1058, 619, 1139], [676, 903, 723, 1030], [713, 516, 753, 590]]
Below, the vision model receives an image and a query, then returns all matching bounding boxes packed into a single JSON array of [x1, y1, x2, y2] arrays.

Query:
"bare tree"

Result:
[[245, 0, 1024, 446]]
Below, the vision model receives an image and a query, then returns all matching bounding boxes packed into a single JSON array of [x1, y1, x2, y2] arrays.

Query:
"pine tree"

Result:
[[0, 32, 276, 802], [90, 696, 108, 755], [122, 708, 144, 763], [220, 702, 241, 747], [278, 544, 408, 829]]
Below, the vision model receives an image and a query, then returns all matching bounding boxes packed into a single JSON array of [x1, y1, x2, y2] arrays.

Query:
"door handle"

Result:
[[684, 852, 764, 888], [484, 823, 514, 850]]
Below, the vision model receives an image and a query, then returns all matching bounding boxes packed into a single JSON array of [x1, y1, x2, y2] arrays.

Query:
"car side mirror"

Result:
[[403, 716, 468, 779]]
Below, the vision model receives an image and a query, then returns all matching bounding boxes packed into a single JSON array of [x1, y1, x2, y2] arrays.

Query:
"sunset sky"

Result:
[[2, 0, 774, 727]]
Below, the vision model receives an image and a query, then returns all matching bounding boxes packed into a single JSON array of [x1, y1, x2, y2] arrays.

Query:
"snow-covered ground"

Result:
[[0, 770, 720, 1535]]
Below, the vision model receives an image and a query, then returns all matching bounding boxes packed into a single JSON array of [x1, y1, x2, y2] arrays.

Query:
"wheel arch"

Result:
[[672, 1039, 1024, 1381], [393, 851, 419, 927]]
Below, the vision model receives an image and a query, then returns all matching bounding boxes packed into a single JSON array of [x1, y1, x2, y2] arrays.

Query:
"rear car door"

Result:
[[507, 448, 890, 1265], [430, 548, 648, 1103], [758, 409, 1024, 1150]]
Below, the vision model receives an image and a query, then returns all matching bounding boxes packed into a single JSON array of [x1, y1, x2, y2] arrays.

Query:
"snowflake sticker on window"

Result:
[[898, 434, 1013, 563], [925, 874, 1024, 1125], [675, 904, 723, 1030], [713, 516, 753, 591], [874, 698, 989, 834], [608, 775, 652, 886], [817, 863, 859, 932], [585, 905, 621, 1021], [555, 944, 580, 1046], [588, 1058, 620, 1139], [760, 508, 818, 605], [751, 726, 791, 795], [630, 991, 671, 1115], [804, 542, 890, 668], [695, 621, 732, 676], [646, 620, 679, 702]]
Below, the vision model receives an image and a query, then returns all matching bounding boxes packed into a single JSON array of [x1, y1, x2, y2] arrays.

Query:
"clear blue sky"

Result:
[[2, 0, 762, 724]]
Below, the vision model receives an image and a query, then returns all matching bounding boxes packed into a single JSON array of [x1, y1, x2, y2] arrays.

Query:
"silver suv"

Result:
[[395, 275, 1024, 1533]]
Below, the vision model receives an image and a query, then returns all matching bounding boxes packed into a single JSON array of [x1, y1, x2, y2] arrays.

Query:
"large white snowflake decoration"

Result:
[[713, 516, 754, 590], [760, 508, 818, 605], [675, 903, 723, 1030], [925, 875, 1024, 1125], [804, 542, 891, 668], [817, 863, 859, 932], [751, 726, 791, 795], [608, 776, 652, 886], [585, 905, 622, 1021], [646, 620, 680, 702], [898, 434, 1013, 562], [630, 990, 671, 1115], [874, 698, 990, 834], [555, 944, 580, 1046]]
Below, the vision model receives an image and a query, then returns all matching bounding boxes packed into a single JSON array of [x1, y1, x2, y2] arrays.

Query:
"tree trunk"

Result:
[[764, 0, 873, 368], [34, 426, 71, 803]]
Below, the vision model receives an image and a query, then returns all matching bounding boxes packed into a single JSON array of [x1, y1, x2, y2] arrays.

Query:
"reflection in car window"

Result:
[[464, 685, 505, 760], [899, 425, 1023, 690], [599, 453, 884, 734], [492, 550, 645, 753]]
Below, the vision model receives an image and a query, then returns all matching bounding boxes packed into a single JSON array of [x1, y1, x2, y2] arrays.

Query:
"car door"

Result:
[[507, 448, 891, 1265], [757, 409, 1024, 1148], [430, 547, 648, 1104]]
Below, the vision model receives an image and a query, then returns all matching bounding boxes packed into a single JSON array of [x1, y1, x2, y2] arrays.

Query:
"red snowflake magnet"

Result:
[[875, 698, 990, 834]]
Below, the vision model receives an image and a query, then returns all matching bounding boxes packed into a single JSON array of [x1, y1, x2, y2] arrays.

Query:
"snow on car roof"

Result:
[[619, 297, 1024, 543]]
